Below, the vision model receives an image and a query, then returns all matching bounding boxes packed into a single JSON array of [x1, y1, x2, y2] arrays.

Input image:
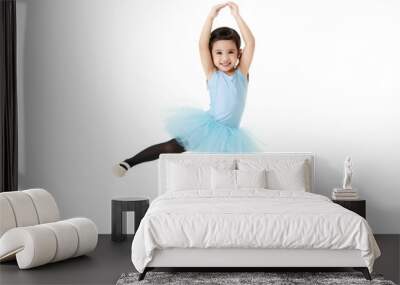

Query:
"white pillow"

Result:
[[167, 162, 210, 191], [211, 168, 236, 190], [211, 168, 267, 190], [166, 160, 235, 191], [237, 159, 310, 191], [237, 169, 267, 189]]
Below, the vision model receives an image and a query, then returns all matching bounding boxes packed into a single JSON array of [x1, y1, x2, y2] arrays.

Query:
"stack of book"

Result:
[[332, 188, 359, 200]]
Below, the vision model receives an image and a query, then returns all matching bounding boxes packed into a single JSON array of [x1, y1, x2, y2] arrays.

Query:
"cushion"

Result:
[[0, 189, 60, 237], [24, 189, 60, 224], [0, 218, 97, 269], [0, 196, 16, 237], [237, 169, 267, 188], [237, 159, 310, 191], [211, 168, 236, 190], [167, 163, 211, 191], [0, 192, 39, 227], [211, 168, 268, 190], [166, 160, 235, 191]]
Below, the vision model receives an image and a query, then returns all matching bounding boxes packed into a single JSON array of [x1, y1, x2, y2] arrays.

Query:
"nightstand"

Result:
[[111, 197, 149, 241], [332, 199, 366, 219]]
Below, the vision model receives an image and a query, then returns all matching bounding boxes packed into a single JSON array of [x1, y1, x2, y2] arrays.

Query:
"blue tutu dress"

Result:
[[163, 68, 266, 153]]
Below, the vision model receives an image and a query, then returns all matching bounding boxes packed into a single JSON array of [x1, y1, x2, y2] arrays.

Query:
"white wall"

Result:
[[16, 0, 400, 233]]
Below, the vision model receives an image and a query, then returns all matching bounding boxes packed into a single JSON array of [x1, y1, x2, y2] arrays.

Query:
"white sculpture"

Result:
[[342, 156, 353, 190]]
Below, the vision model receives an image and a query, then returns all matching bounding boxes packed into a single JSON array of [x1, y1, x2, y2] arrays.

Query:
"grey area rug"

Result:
[[116, 271, 396, 285]]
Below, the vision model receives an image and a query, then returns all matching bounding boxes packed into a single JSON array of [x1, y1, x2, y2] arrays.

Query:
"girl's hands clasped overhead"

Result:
[[209, 2, 240, 19], [227, 2, 240, 17], [209, 3, 228, 19]]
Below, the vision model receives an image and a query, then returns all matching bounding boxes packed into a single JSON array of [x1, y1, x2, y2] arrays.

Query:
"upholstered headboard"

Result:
[[158, 152, 315, 195]]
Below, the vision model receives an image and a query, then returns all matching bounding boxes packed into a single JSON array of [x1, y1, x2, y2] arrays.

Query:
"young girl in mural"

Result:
[[113, 1, 265, 177]]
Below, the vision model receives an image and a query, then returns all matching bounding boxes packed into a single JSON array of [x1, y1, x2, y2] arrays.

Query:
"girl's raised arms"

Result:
[[199, 3, 227, 80], [227, 2, 255, 78]]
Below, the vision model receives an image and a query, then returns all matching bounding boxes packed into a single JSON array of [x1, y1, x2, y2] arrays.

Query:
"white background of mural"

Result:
[[16, 0, 400, 233]]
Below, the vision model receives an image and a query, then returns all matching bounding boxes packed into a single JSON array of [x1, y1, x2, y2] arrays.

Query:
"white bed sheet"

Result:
[[131, 189, 380, 273]]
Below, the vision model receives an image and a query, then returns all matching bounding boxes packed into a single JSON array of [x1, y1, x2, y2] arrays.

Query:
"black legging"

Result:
[[123, 138, 186, 168]]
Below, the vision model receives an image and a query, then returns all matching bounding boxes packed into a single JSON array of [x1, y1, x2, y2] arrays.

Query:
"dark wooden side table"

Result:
[[111, 197, 149, 241], [332, 199, 366, 219]]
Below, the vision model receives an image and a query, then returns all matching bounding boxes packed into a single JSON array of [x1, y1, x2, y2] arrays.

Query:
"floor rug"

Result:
[[116, 271, 396, 285]]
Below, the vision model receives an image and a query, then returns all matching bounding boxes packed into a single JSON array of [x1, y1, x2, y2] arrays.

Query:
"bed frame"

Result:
[[138, 153, 371, 280]]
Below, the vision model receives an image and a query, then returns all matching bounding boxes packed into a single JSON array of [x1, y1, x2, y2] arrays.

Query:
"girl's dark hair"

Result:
[[209, 27, 241, 52]]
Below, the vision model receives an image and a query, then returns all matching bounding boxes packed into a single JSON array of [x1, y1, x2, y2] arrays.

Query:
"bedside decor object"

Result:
[[332, 156, 359, 200], [332, 188, 359, 200], [0, 189, 98, 269], [342, 156, 353, 190], [111, 197, 149, 242]]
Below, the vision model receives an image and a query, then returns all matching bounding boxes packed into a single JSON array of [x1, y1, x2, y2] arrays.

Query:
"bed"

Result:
[[131, 153, 381, 280]]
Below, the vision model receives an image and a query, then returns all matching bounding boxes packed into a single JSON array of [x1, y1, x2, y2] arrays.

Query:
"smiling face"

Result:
[[211, 40, 241, 73]]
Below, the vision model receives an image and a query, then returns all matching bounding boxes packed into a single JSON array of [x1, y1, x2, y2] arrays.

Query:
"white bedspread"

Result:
[[131, 190, 380, 273]]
